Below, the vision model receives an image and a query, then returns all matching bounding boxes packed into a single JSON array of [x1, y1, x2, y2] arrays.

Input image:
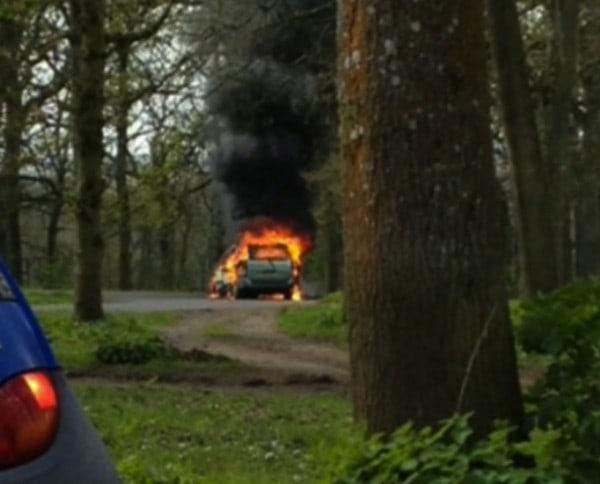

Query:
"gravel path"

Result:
[[163, 307, 350, 385]]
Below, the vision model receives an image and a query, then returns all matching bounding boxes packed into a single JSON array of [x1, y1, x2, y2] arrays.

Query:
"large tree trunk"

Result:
[[338, 0, 524, 436], [115, 43, 132, 290], [488, 0, 559, 297], [0, 19, 24, 282], [70, 0, 106, 321]]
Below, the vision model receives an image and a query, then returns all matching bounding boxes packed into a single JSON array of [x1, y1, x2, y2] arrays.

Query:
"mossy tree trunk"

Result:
[[338, 0, 524, 436]]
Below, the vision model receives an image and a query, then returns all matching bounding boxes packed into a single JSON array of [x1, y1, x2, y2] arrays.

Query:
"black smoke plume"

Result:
[[208, 1, 335, 237]]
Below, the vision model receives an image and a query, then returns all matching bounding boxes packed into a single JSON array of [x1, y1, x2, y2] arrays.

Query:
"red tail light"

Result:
[[0, 372, 59, 469]]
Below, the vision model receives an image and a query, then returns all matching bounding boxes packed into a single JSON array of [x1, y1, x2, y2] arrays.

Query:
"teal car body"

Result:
[[234, 244, 295, 299]]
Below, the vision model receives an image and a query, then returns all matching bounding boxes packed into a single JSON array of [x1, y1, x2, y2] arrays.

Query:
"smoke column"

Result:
[[208, 0, 334, 237]]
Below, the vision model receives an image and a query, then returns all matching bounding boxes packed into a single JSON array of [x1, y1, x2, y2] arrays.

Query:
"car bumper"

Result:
[[238, 278, 294, 293]]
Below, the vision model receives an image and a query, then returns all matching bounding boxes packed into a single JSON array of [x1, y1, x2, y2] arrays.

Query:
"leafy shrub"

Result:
[[515, 279, 600, 355], [93, 317, 176, 365], [95, 336, 173, 365], [328, 416, 571, 484], [524, 340, 600, 482]]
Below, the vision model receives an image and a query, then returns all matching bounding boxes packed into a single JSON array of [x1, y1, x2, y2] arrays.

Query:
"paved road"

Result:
[[33, 291, 313, 314]]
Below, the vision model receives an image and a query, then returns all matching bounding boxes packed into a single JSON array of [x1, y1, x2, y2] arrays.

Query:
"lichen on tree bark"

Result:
[[338, 0, 524, 436]]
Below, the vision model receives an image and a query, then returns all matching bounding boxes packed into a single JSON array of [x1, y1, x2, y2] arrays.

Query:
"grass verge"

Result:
[[74, 382, 353, 484], [24, 287, 73, 305], [37, 312, 239, 379], [38, 312, 175, 371], [278, 292, 346, 346]]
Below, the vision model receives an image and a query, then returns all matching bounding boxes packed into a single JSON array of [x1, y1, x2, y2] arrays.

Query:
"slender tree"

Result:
[[543, 0, 580, 285], [338, 1, 524, 435], [488, 0, 559, 296]]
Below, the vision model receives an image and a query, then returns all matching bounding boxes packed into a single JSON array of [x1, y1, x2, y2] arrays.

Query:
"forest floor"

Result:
[[36, 307, 352, 482], [36, 303, 545, 483]]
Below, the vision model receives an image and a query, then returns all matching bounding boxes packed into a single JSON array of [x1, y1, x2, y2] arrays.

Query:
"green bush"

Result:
[[330, 411, 598, 483], [524, 340, 600, 482], [93, 317, 177, 365], [517, 282, 600, 481], [328, 416, 571, 484], [95, 336, 173, 365], [515, 279, 600, 355]]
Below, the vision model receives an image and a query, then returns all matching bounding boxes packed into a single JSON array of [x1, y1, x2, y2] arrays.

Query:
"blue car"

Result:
[[0, 258, 118, 483]]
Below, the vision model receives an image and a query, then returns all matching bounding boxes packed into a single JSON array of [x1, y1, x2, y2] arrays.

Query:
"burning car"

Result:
[[209, 220, 312, 301]]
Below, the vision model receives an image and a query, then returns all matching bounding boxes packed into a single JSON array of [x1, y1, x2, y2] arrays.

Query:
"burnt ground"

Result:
[[162, 307, 350, 390]]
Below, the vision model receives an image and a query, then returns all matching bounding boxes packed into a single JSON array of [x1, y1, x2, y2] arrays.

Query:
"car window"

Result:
[[251, 246, 290, 261], [0, 272, 15, 300]]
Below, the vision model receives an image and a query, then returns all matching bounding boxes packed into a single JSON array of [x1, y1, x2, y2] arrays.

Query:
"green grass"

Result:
[[36, 312, 238, 378], [278, 292, 346, 346], [37, 312, 175, 371], [74, 382, 354, 484], [24, 287, 73, 305]]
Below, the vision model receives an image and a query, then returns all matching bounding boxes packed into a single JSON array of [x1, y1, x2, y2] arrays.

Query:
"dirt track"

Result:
[[163, 307, 350, 387]]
